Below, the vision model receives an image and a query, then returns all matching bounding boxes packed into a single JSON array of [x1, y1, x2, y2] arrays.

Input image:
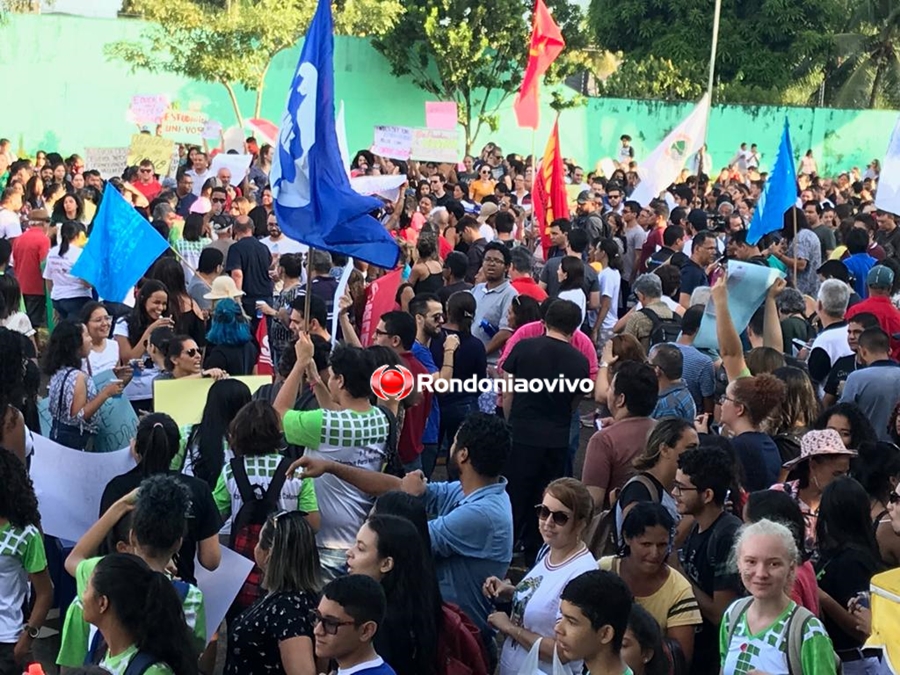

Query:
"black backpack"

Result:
[[640, 307, 682, 346]]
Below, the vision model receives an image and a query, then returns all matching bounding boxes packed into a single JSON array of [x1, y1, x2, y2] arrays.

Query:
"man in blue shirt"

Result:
[[839, 327, 900, 441], [649, 343, 697, 422], [409, 292, 444, 477]]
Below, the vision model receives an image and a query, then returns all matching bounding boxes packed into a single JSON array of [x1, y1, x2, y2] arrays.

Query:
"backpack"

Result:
[[723, 597, 842, 675], [585, 473, 662, 558], [228, 455, 292, 614], [86, 580, 191, 670], [640, 307, 682, 346], [436, 602, 490, 675]]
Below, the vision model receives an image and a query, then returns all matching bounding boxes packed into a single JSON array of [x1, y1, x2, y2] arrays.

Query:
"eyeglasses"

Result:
[[534, 504, 570, 526], [430, 313, 445, 322], [373, 328, 391, 337], [310, 609, 356, 635], [183, 348, 200, 357], [480, 171, 491, 176], [719, 394, 738, 405], [672, 483, 699, 494], [90, 316, 112, 324]]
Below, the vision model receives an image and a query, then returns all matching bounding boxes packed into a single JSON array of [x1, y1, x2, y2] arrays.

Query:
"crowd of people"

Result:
[[0, 137, 899, 675]]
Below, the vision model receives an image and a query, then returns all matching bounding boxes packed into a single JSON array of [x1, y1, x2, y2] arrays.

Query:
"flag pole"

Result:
[[792, 207, 798, 285], [303, 248, 314, 335], [704, 0, 722, 142]]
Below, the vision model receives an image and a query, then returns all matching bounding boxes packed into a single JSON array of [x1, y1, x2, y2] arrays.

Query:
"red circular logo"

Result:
[[370, 364, 415, 401]]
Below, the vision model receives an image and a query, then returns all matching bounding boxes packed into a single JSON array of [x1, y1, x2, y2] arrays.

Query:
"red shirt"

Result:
[[846, 295, 900, 360], [639, 225, 665, 273], [12, 226, 50, 295], [399, 351, 432, 464], [438, 235, 453, 260], [511, 276, 548, 303], [133, 179, 162, 201]]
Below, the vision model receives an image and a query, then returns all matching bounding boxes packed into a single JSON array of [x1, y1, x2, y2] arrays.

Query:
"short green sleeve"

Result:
[[800, 620, 837, 675], [57, 557, 103, 667], [212, 468, 231, 517], [282, 408, 324, 449], [297, 477, 318, 514], [21, 528, 47, 574], [183, 584, 207, 651]]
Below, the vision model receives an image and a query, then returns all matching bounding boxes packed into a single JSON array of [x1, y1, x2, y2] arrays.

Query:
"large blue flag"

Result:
[[270, 0, 400, 269], [71, 184, 169, 303], [747, 118, 797, 245]]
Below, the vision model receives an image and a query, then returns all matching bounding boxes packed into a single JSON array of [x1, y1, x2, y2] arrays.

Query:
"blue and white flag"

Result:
[[747, 118, 797, 245], [71, 184, 169, 303], [270, 0, 400, 269]]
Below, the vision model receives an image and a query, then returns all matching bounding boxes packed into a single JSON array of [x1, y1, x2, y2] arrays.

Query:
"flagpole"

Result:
[[303, 248, 314, 335], [792, 208, 798, 286], [704, 0, 722, 141]]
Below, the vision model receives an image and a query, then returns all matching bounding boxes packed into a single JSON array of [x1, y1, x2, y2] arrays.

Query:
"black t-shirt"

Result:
[[680, 512, 743, 675], [225, 590, 317, 675], [225, 236, 273, 300], [204, 341, 259, 376], [618, 471, 664, 511], [430, 329, 487, 405], [437, 280, 473, 308], [815, 548, 883, 651], [824, 353, 859, 398], [502, 336, 589, 446], [100, 468, 222, 584], [731, 431, 781, 492], [679, 259, 708, 298]]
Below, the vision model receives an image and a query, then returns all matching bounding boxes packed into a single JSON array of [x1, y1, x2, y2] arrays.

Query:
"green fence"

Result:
[[2, 14, 897, 175]]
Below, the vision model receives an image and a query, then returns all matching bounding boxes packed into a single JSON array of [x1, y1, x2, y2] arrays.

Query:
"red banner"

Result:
[[255, 317, 274, 377], [514, 0, 565, 129], [360, 269, 403, 346]]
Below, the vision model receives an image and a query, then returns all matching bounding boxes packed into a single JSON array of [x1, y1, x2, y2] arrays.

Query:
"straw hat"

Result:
[[782, 429, 858, 469], [203, 275, 245, 301]]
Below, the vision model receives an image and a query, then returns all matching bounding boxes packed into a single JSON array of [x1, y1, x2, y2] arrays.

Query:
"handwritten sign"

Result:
[[127, 133, 175, 175], [202, 119, 223, 141], [411, 128, 461, 163], [160, 108, 209, 141], [84, 147, 128, 179], [425, 101, 458, 130], [127, 94, 170, 126], [372, 126, 413, 160]]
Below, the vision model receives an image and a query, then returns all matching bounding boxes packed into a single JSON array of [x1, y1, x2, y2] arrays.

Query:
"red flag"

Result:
[[255, 317, 274, 377], [532, 120, 570, 257], [360, 269, 403, 346], [514, 0, 565, 129]]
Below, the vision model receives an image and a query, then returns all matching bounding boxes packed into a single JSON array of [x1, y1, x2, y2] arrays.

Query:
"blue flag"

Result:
[[747, 118, 797, 245], [270, 0, 400, 269], [71, 184, 169, 303]]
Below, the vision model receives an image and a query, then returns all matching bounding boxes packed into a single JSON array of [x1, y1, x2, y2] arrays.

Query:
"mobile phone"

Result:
[[792, 338, 811, 351]]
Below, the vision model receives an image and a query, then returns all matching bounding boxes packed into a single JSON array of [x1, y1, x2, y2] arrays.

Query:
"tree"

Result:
[[105, 0, 402, 126], [588, 0, 840, 103], [601, 56, 703, 101], [831, 0, 900, 108], [373, 0, 588, 153]]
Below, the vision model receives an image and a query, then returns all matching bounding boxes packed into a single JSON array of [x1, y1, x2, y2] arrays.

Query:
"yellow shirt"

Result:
[[468, 179, 496, 204]]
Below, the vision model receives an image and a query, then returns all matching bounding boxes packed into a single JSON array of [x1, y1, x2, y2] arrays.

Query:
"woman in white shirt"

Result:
[[485, 478, 597, 675], [593, 238, 623, 349], [43, 220, 92, 320], [556, 257, 587, 325], [79, 301, 120, 375]]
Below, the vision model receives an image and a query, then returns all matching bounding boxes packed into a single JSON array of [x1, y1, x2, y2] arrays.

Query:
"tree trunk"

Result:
[[254, 59, 273, 119], [223, 81, 245, 128], [869, 59, 885, 108]]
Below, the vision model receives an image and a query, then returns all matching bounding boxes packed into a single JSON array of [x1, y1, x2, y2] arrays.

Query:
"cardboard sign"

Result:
[[209, 153, 253, 182], [371, 125, 413, 160], [127, 94, 170, 126], [411, 128, 460, 163], [360, 269, 402, 346], [153, 376, 273, 427], [84, 147, 129, 179], [202, 119, 223, 141], [195, 548, 254, 644], [160, 108, 209, 141], [425, 101, 458, 130], [127, 133, 175, 175]]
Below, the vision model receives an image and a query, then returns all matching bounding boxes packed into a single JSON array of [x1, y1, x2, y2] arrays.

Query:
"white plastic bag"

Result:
[[518, 636, 571, 675]]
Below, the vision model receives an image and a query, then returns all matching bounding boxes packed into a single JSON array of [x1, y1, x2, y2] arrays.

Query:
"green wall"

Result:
[[3, 14, 897, 175]]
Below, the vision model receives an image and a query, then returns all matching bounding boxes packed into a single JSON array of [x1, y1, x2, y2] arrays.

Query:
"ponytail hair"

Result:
[[134, 413, 181, 476], [90, 554, 198, 675], [447, 290, 476, 335], [597, 237, 623, 273], [58, 220, 80, 257]]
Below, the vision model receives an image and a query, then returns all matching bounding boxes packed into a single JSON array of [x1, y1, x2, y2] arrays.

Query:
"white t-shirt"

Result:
[[262, 236, 307, 257], [479, 223, 496, 242], [0, 311, 34, 338], [187, 168, 212, 196], [113, 318, 160, 401], [85, 339, 120, 375], [498, 546, 597, 675], [557, 288, 586, 324], [598, 268, 621, 331], [0, 208, 21, 239], [43, 245, 91, 300], [634, 295, 681, 314]]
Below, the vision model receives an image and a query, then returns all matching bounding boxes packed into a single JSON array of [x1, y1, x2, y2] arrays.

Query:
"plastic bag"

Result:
[[518, 636, 571, 675]]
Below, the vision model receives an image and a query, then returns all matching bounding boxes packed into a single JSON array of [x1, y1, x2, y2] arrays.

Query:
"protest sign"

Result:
[[693, 261, 784, 350], [38, 370, 139, 453], [411, 128, 461, 163], [31, 435, 135, 541], [210, 153, 253, 182], [331, 257, 354, 345], [222, 125, 245, 153], [202, 119, 223, 141], [195, 548, 254, 644], [84, 147, 128, 179], [127, 133, 175, 175], [360, 269, 402, 346], [160, 107, 209, 142], [425, 101, 458, 130], [371, 126, 412, 160], [127, 94, 170, 126], [154, 376, 273, 427]]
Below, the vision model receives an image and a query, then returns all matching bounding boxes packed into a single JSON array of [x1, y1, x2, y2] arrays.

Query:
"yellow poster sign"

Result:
[[127, 133, 175, 175], [153, 376, 273, 428]]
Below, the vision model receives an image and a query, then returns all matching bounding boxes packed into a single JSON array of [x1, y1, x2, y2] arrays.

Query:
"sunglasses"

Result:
[[140, 168, 152, 173], [183, 348, 200, 357], [534, 504, 570, 526], [211, 197, 226, 204], [310, 609, 356, 635], [889, 492, 900, 505]]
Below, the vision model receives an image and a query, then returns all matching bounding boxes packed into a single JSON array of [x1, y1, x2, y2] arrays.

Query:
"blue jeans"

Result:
[[53, 296, 91, 322]]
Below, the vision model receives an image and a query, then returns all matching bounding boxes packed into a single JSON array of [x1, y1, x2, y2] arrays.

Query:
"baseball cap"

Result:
[[867, 265, 894, 288], [190, 197, 211, 215], [577, 190, 595, 204], [211, 214, 234, 232], [28, 208, 50, 222]]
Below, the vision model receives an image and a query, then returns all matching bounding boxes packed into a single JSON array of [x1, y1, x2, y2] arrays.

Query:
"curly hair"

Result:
[[0, 447, 40, 529], [131, 474, 190, 559], [731, 373, 786, 426], [454, 412, 511, 477], [229, 400, 283, 457], [815, 403, 877, 450], [42, 320, 85, 375]]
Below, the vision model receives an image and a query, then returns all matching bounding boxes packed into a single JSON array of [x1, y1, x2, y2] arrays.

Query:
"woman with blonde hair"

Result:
[[594, 333, 647, 404]]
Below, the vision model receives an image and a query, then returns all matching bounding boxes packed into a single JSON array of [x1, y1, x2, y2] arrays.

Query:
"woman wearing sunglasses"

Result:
[[468, 165, 496, 204], [157, 335, 227, 381], [484, 478, 596, 675], [225, 511, 320, 675]]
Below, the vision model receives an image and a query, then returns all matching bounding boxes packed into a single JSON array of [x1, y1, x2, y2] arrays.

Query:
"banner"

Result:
[[195, 548, 254, 644], [202, 119, 223, 141], [37, 370, 139, 453], [31, 435, 136, 541], [876, 114, 900, 216], [127, 94, 170, 126], [411, 128, 460, 163], [127, 133, 175, 175], [360, 269, 402, 346], [693, 261, 784, 350], [372, 126, 412, 160], [154, 376, 273, 428], [255, 319, 274, 376], [160, 107, 209, 141], [84, 147, 128, 179], [209, 153, 253, 182], [425, 101, 458, 130]]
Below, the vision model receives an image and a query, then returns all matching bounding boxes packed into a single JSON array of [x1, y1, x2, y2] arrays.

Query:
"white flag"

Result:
[[630, 94, 710, 206], [875, 114, 900, 216], [336, 100, 351, 176]]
